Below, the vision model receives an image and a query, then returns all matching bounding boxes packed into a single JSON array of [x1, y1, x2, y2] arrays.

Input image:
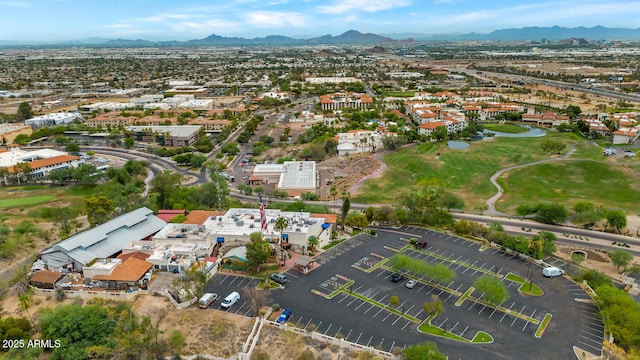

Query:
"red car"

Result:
[[415, 240, 428, 249]]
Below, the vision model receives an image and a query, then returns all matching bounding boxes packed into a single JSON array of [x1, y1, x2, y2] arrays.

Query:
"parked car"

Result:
[[277, 309, 292, 323], [270, 273, 288, 284], [414, 240, 428, 249], [220, 291, 240, 309], [390, 273, 404, 282], [405, 280, 417, 289]]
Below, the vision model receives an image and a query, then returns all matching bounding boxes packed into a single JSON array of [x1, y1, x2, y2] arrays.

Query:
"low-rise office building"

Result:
[[202, 208, 334, 252], [24, 112, 83, 128], [125, 125, 201, 147]]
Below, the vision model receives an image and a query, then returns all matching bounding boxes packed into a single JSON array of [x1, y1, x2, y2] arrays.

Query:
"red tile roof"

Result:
[[184, 210, 225, 225], [29, 270, 65, 284], [92, 257, 152, 282], [7, 154, 79, 173]]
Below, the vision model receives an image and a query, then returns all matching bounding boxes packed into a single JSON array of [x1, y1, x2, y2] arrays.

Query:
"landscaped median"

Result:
[[455, 287, 475, 306], [418, 314, 494, 344], [535, 313, 553, 338], [455, 286, 543, 326], [505, 273, 544, 296]]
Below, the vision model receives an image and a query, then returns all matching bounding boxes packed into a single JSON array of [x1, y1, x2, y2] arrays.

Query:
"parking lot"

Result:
[[206, 226, 603, 359]]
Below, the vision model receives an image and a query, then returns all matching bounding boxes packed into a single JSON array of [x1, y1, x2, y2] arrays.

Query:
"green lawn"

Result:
[[0, 195, 55, 208], [570, 142, 607, 160], [353, 134, 567, 205], [482, 123, 528, 133], [497, 160, 640, 213]]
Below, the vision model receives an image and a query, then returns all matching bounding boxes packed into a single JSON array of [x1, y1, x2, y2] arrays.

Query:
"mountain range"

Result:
[[2, 26, 640, 47]]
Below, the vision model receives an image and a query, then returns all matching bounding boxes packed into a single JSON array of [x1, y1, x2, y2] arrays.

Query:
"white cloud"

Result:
[[141, 13, 195, 23], [0, 1, 30, 7], [317, 0, 411, 15], [169, 19, 242, 33], [245, 11, 307, 28], [104, 23, 134, 29]]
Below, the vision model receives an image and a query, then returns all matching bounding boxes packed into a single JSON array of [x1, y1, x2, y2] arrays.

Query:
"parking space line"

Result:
[[578, 341, 602, 355], [489, 308, 497, 318], [450, 322, 459, 333], [402, 320, 412, 330], [511, 316, 519, 327], [304, 318, 312, 329], [581, 328, 603, 338], [323, 324, 332, 335], [364, 304, 375, 314], [337, 294, 349, 303], [522, 322, 529, 332], [439, 317, 449, 327], [354, 301, 367, 310], [382, 312, 393, 322], [345, 297, 359, 307], [459, 326, 469, 337], [334, 326, 342, 337], [372, 308, 385, 318], [579, 335, 603, 346], [355, 332, 363, 344], [366, 336, 373, 347], [478, 305, 487, 314], [392, 315, 403, 326]]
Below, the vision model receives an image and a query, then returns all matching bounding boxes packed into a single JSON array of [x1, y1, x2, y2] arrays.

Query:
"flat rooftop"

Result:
[[279, 161, 316, 190], [203, 208, 320, 239], [126, 125, 201, 137], [0, 147, 68, 167]]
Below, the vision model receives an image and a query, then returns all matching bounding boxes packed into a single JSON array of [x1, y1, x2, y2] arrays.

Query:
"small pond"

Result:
[[483, 126, 546, 138], [447, 140, 470, 149]]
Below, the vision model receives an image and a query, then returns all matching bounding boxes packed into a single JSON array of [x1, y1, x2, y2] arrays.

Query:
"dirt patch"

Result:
[[316, 153, 383, 200]]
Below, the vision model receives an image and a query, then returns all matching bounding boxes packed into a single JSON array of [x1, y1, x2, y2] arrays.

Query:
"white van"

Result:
[[198, 293, 218, 309], [542, 267, 564, 278], [220, 291, 240, 309]]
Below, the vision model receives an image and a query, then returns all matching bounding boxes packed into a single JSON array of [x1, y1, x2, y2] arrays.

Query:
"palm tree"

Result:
[[330, 185, 338, 210], [528, 237, 544, 259], [274, 216, 288, 265], [19, 294, 33, 325], [308, 235, 319, 253], [341, 191, 351, 232]]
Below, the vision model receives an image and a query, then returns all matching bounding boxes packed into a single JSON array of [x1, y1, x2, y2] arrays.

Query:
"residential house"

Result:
[[521, 111, 570, 127]]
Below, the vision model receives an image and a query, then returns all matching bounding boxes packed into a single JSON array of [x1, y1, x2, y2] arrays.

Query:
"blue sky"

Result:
[[1, 0, 639, 42]]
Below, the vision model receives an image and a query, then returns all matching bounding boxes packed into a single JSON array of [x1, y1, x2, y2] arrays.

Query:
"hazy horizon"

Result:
[[1, 0, 640, 43]]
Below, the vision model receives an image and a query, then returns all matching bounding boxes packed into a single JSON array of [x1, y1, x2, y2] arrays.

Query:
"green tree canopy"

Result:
[[609, 249, 634, 272], [84, 195, 115, 227], [605, 210, 627, 233], [245, 232, 271, 273], [474, 275, 509, 305], [16, 102, 34, 121], [402, 342, 446, 360], [150, 171, 183, 209], [534, 203, 568, 225]]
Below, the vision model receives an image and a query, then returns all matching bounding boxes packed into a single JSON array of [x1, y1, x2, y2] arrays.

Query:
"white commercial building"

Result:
[[202, 208, 333, 252], [251, 161, 317, 196], [24, 112, 83, 128]]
